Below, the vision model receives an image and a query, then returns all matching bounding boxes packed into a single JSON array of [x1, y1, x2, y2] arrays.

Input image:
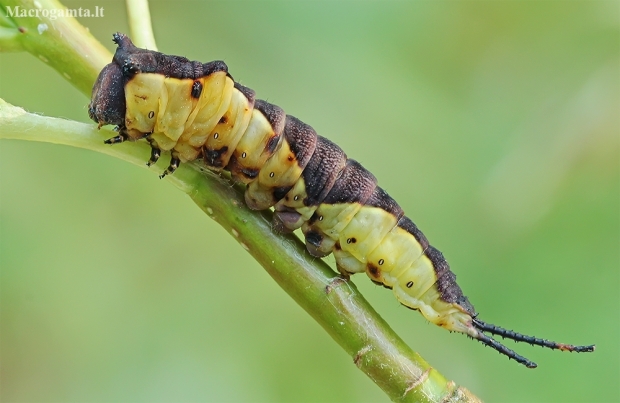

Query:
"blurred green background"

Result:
[[1, 1, 618, 402]]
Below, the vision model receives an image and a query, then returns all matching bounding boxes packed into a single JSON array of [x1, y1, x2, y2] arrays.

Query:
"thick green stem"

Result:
[[0, 0, 111, 95]]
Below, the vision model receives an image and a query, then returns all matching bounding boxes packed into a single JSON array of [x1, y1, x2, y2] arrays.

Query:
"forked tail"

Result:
[[471, 317, 595, 368]]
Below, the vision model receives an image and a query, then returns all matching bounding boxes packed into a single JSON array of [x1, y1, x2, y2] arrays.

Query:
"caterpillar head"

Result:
[[88, 61, 126, 128], [88, 33, 139, 128]]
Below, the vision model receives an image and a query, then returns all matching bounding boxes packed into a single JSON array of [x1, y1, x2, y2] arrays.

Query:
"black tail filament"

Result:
[[471, 317, 595, 368]]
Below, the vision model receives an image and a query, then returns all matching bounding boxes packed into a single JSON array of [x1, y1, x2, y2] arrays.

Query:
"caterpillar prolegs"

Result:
[[88, 33, 595, 368]]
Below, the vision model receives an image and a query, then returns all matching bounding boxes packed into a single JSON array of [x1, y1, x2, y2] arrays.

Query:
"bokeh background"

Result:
[[1, 1, 618, 402]]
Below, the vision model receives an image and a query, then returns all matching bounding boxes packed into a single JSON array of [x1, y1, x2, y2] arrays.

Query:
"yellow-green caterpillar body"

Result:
[[88, 33, 594, 368]]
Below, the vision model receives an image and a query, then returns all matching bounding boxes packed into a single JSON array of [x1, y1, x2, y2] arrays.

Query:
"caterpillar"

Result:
[[88, 33, 594, 368]]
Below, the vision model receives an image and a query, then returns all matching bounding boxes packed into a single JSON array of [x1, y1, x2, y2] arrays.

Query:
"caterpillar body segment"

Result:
[[88, 33, 595, 368]]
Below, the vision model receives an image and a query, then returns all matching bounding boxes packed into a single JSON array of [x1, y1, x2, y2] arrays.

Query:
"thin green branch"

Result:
[[125, 0, 157, 50], [0, 1, 482, 401]]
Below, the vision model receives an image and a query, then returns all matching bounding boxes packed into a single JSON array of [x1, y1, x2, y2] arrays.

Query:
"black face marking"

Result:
[[191, 80, 203, 98], [88, 62, 126, 127]]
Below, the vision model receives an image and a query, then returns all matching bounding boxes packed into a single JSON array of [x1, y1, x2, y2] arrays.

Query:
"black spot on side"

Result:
[[308, 212, 320, 225], [273, 186, 293, 202], [203, 146, 228, 167], [241, 168, 259, 180], [191, 80, 203, 98], [305, 231, 323, 248], [367, 264, 381, 280], [425, 245, 475, 315]]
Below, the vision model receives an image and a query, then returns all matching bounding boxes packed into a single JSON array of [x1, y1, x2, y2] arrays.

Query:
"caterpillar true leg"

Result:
[[145, 135, 161, 167], [88, 32, 596, 368], [159, 153, 180, 179], [103, 130, 128, 144]]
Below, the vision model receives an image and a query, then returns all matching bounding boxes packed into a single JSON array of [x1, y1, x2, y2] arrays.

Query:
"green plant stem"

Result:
[[0, 99, 481, 403], [125, 0, 157, 50]]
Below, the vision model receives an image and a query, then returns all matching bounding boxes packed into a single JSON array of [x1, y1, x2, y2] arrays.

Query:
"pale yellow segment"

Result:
[[334, 248, 366, 274], [312, 203, 362, 239], [298, 203, 362, 258], [174, 142, 200, 162], [233, 109, 277, 169], [155, 77, 195, 141], [395, 255, 436, 300], [275, 178, 307, 210], [393, 284, 446, 327], [295, 205, 319, 224], [245, 182, 278, 210], [368, 226, 424, 288], [124, 73, 165, 137], [150, 132, 177, 151], [339, 206, 398, 262], [299, 221, 337, 257], [204, 86, 254, 156], [123, 72, 235, 159], [257, 140, 302, 188], [273, 178, 318, 229], [415, 286, 473, 333], [182, 73, 233, 140]]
